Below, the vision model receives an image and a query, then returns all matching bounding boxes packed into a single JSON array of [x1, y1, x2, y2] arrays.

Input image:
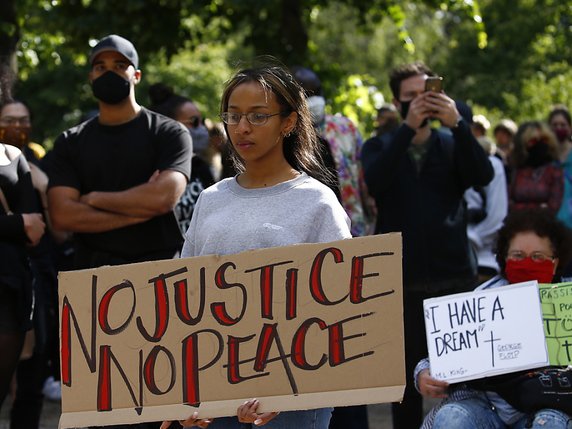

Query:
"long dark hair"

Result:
[[220, 62, 335, 187]]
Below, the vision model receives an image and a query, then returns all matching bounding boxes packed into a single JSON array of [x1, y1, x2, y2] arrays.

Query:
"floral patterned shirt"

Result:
[[320, 114, 375, 237]]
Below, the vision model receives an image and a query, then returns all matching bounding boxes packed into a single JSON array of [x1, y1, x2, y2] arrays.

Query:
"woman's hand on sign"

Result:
[[418, 368, 449, 398], [160, 411, 212, 429], [237, 399, 279, 426]]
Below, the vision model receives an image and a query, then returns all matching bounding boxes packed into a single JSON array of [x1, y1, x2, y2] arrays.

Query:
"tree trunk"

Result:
[[280, 0, 308, 65], [0, 0, 19, 100]]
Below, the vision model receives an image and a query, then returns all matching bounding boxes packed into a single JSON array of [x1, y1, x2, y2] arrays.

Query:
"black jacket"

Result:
[[362, 120, 493, 290]]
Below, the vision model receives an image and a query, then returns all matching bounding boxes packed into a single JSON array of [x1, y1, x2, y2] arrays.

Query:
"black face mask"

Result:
[[91, 71, 131, 105], [399, 100, 410, 120], [400, 100, 428, 128], [526, 143, 552, 167]]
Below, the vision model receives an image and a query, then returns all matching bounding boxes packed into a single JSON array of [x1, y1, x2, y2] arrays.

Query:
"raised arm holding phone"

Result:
[[361, 61, 494, 429]]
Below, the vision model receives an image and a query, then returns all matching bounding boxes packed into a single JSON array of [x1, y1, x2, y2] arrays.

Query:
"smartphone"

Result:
[[425, 76, 443, 92]]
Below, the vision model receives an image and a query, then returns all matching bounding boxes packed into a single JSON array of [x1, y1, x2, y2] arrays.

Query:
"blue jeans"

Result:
[[513, 410, 572, 429], [433, 397, 572, 429], [205, 408, 333, 429]]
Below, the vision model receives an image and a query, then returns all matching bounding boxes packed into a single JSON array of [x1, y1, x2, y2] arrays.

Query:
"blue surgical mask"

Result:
[[307, 95, 326, 126], [190, 124, 210, 156]]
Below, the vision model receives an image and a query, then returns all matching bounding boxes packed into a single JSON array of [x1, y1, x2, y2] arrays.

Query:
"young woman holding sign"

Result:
[[161, 62, 350, 429], [416, 209, 572, 429]]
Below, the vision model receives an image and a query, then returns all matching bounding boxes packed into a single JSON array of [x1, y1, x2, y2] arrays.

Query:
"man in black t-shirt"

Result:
[[47, 34, 191, 270], [48, 32, 191, 429]]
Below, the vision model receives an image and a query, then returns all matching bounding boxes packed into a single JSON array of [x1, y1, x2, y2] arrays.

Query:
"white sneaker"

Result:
[[42, 376, 62, 402]]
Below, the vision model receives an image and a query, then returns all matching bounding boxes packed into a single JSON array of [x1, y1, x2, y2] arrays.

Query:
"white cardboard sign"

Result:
[[424, 281, 549, 383]]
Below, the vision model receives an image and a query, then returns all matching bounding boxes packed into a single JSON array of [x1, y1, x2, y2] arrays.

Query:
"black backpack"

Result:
[[467, 367, 572, 415]]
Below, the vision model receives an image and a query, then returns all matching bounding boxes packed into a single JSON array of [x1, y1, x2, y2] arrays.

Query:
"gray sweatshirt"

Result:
[[181, 173, 351, 258]]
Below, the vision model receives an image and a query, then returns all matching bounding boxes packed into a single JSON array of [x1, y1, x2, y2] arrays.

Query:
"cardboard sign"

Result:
[[424, 281, 549, 383], [58, 234, 405, 428], [538, 282, 572, 365]]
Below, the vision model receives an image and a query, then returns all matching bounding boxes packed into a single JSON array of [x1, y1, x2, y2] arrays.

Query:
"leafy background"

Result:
[[1, 0, 570, 147]]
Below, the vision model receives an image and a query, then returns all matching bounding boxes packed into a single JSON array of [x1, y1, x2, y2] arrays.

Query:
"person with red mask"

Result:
[[549, 105, 572, 157], [0, 98, 67, 428], [0, 100, 47, 162], [415, 209, 572, 429], [0, 86, 46, 420]]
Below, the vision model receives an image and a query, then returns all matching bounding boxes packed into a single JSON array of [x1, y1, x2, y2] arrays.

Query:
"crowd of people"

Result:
[[0, 33, 571, 429]]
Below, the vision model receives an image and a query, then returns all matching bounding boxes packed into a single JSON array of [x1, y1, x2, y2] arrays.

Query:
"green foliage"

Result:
[[329, 74, 385, 137], [504, 62, 572, 123], [142, 43, 235, 121], [2, 0, 570, 150], [439, 0, 571, 120]]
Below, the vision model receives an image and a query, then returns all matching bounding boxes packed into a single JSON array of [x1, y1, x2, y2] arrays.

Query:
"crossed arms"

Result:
[[48, 169, 186, 233]]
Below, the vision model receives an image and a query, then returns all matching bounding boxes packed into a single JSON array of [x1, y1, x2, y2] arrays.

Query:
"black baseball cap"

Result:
[[89, 34, 139, 69]]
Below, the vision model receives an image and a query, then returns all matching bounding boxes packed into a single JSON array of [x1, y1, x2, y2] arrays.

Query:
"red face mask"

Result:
[[505, 257, 555, 284], [555, 128, 571, 143], [0, 126, 31, 149]]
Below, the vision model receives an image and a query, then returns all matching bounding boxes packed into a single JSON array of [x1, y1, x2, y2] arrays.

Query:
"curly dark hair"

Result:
[[495, 209, 572, 277]]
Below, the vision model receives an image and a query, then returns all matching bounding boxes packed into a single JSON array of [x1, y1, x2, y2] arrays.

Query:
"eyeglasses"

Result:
[[507, 251, 555, 262], [220, 112, 283, 126], [0, 116, 31, 126]]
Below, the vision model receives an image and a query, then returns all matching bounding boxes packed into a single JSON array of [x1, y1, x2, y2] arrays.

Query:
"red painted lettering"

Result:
[[211, 262, 246, 326], [309, 247, 347, 305], [350, 253, 395, 303], [328, 313, 375, 366], [181, 329, 224, 406], [98, 280, 135, 335], [291, 317, 328, 370]]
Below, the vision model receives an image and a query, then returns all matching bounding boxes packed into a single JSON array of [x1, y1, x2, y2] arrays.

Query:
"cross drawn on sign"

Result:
[[539, 282, 572, 365], [424, 281, 549, 384]]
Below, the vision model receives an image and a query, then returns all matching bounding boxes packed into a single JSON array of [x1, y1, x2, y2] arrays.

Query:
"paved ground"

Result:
[[0, 399, 442, 429]]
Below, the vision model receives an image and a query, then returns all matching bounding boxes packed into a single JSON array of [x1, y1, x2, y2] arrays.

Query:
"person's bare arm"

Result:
[[80, 170, 187, 218], [48, 186, 149, 233]]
